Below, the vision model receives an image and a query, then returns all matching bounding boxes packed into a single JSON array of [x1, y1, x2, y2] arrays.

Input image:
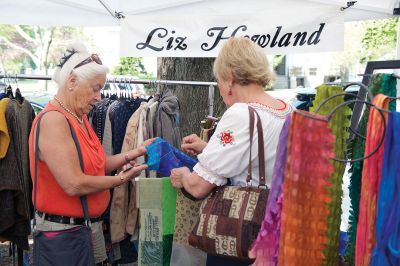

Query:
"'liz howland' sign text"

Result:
[[120, 12, 343, 57]]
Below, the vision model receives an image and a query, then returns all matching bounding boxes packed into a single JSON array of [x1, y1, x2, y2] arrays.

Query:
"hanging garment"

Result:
[[102, 99, 143, 265], [370, 111, 400, 266], [137, 178, 177, 266], [154, 89, 182, 148], [110, 98, 143, 155], [102, 101, 115, 156], [110, 102, 146, 244], [170, 189, 207, 266], [248, 115, 291, 265], [346, 73, 397, 264], [310, 85, 351, 265], [146, 137, 197, 176], [0, 98, 10, 158], [355, 94, 389, 266], [146, 98, 159, 139], [90, 98, 113, 143], [0, 99, 35, 250], [278, 110, 335, 266]]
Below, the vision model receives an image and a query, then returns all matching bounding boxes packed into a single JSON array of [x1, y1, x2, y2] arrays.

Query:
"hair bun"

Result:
[[66, 41, 89, 54]]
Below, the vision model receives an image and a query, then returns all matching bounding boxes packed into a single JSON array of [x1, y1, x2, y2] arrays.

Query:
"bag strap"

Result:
[[247, 106, 266, 187], [33, 111, 90, 229]]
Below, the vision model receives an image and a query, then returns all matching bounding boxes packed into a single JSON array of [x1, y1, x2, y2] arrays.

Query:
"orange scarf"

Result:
[[355, 94, 389, 266]]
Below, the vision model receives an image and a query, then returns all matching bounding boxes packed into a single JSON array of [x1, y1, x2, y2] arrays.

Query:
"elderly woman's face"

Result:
[[73, 74, 106, 116]]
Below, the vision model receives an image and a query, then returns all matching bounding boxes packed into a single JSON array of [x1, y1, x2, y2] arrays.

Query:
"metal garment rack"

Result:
[[349, 60, 400, 140], [0, 73, 217, 116]]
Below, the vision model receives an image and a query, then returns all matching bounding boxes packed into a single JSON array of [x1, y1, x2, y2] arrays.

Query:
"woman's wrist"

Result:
[[115, 172, 126, 187], [124, 153, 131, 163]]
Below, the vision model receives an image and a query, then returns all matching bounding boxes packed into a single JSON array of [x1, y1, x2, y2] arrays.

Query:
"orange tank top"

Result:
[[29, 102, 110, 218]]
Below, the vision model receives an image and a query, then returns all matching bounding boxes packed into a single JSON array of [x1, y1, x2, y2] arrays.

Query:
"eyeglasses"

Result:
[[73, 54, 102, 70]]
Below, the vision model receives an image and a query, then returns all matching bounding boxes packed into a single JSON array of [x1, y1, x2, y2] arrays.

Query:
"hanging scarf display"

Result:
[[310, 85, 351, 265], [346, 73, 397, 264], [278, 111, 335, 265], [355, 94, 389, 266], [370, 111, 400, 266], [248, 116, 291, 265]]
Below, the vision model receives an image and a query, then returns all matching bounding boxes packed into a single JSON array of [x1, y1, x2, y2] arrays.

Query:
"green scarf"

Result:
[[310, 85, 351, 265]]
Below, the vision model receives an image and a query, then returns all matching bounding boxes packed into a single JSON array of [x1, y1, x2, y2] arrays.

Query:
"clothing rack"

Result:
[[0, 73, 217, 116], [349, 60, 400, 140]]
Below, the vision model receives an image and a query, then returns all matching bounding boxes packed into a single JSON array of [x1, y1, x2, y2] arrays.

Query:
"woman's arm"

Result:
[[104, 138, 155, 174], [37, 112, 146, 196], [170, 167, 216, 199], [104, 147, 145, 174]]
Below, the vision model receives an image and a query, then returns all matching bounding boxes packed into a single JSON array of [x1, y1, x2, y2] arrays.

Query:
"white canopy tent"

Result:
[[0, 0, 398, 56], [0, 0, 397, 27]]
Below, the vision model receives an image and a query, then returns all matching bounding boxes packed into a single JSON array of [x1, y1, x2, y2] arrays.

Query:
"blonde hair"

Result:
[[213, 37, 274, 87], [53, 41, 109, 87]]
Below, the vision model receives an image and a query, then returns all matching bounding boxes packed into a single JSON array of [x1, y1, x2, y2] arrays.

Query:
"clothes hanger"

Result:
[[14, 75, 23, 104], [295, 81, 386, 163], [6, 75, 14, 99], [110, 81, 118, 101], [294, 98, 387, 164]]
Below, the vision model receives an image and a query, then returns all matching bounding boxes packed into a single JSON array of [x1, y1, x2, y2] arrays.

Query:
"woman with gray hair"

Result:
[[28, 42, 151, 265]]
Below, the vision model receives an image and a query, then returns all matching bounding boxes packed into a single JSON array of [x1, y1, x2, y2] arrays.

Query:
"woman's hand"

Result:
[[125, 138, 157, 163], [117, 163, 148, 183], [141, 138, 156, 148], [181, 134, 207, 156], [170, 167, 190, 188]]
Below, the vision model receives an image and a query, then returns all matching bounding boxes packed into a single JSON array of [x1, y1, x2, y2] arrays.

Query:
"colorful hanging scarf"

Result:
[[346, 73, 397, 264], [310, 85, 351, 265], [355, 94, 389, 266], [370, 111, 400, 266], [146, 137, 197, 176], [278, 111, 335, 266], [248, 115, 291, 265]]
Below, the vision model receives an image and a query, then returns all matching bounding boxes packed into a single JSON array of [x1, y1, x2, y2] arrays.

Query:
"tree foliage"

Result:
[[0, 25, 84, 74], [332, 18, 398, 81], [362, 18, 398, 50], [113, 57, 156, 92], [361, 18, 398, 62]]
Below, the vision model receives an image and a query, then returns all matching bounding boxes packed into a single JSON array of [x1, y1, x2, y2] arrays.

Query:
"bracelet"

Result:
[[115, 173, 125, 188], [125, 153, 131, 163]]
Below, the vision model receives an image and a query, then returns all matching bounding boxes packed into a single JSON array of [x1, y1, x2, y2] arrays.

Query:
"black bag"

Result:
[[32, 112, 95, 266]]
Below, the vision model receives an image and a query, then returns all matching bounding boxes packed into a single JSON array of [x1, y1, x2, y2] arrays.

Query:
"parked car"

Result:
[[269, 84, 360, 111], [23, 92, 54, 115]]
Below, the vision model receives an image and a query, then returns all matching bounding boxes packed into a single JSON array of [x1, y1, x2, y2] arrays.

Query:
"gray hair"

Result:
[[52, 41, 109, 87]]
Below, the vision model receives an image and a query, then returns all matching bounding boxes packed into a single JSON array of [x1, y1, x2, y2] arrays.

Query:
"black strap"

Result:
[[247, 106, 266, 187], [33, 111, 90, 228]]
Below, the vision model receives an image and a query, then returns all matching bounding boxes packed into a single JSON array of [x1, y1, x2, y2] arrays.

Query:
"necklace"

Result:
[[53, 96, 84, 124]]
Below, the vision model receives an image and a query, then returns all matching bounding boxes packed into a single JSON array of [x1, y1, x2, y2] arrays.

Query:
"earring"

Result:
[[228, 89, 232, 96]]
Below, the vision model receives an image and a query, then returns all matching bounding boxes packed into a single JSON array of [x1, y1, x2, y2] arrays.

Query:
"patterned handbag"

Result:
[[188, 106, 269, 262]]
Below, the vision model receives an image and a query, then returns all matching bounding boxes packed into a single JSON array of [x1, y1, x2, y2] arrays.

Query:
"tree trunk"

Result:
[[157, 57, 226, 138]]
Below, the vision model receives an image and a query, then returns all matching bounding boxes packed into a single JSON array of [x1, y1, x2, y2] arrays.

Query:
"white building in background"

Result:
[[272, 52, 351, 90]]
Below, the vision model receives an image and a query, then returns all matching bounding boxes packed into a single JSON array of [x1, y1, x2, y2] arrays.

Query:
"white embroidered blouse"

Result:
[[193, 102, 292, 188]]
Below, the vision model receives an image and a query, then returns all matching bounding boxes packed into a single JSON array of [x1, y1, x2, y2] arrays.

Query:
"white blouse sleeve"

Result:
[[194, 104, 250, 186]]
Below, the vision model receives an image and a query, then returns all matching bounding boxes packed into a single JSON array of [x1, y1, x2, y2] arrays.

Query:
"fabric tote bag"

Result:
[[188, 106, 269, 262], [32, 112, 95, 266]]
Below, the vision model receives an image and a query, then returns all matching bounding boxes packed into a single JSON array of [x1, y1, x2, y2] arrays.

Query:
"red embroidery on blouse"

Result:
[[218, 130, 235, 146]]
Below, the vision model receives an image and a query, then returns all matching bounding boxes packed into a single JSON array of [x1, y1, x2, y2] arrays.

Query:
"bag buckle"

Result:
[[84, 219, 91, 227], [246, 180, 252, 187], [31, 219, 37, 233]]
